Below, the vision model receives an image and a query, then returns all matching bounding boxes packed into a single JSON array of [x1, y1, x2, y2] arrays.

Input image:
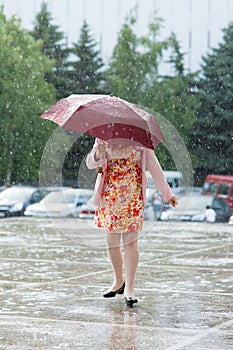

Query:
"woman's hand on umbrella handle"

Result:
[[94, 143, 106, 161], [168, 196, 178, 207]]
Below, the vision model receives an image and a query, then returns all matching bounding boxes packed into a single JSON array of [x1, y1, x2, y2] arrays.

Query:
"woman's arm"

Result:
[[146, 149, 178, 207]]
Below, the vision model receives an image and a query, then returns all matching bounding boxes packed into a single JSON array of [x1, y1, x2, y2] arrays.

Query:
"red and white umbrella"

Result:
[[40, 94, 165, 150]]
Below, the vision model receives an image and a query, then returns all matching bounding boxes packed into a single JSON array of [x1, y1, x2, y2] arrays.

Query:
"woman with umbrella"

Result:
[[40, 93, 178, 307], [86, 138, 177, 307]]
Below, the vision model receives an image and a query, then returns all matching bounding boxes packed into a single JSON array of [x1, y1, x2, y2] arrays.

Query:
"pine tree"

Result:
[[31, 2, 69, 99], [67, 20, 105, 94], [106, 11, 168, 103], [190, 22, 233, 183]]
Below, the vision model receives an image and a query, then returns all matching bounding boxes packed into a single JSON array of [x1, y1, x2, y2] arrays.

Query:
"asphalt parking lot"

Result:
[[0, 217, 232, 349]]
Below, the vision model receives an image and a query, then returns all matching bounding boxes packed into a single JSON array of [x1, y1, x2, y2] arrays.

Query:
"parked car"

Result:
[[0, 185, 52, 217], [161, 194, 232, 222], [24, 188, 94, 217]]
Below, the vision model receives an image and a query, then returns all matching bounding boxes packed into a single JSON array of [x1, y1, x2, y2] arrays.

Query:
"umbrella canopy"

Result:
[[40, 94, 165, 150]]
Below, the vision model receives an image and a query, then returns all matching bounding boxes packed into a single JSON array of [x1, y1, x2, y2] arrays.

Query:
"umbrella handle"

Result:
[[97, 167, 103, 174]]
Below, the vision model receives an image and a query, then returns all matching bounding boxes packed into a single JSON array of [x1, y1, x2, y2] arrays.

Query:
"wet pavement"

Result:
[[0, 217, 232, 349]]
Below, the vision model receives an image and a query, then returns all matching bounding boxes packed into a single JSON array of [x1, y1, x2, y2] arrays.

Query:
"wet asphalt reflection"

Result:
[[0, 217, 232, 349]]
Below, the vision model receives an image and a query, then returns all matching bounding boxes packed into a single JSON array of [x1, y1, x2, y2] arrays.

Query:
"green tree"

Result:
[[190, 22, 233, 183], [31, 2, 69, 99], [66, 20, 105, 94], [106, 11, 168, 102], [168, 32, 186, 77], [0, 8, 56, 184]]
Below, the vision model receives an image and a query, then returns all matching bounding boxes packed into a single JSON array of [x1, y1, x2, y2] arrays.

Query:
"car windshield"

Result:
[[43, 191, 77, 204], [0, 187, 35, 202]]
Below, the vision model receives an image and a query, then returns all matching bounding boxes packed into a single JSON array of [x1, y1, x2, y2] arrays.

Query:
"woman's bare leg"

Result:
[[122, 232, 139, 297], [105, 232, 124, 290]]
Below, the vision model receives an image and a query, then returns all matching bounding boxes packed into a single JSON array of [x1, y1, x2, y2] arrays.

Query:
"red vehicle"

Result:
[[202, 174, 233, 210]]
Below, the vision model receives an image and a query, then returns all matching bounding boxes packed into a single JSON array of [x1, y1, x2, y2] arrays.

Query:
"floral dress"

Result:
[[94, 145, 144, 233]]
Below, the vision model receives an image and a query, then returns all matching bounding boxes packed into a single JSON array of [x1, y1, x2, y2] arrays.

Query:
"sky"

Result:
[[1, 0, 233, 73]]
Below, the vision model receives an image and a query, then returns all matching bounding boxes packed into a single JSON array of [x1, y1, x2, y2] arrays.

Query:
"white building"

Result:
[[1, 0, 233, 73]]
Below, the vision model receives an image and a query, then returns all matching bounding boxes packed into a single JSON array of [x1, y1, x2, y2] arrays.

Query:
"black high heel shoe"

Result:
[[103, 282, 125, 298], [125, 296, 138, 307]]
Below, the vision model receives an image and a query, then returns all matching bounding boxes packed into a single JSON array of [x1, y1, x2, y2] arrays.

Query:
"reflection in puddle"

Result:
[[104, 304, 156, 350], [107, 307, 138, 350]]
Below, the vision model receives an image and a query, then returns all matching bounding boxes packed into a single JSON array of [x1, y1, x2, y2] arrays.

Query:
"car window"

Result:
[[219, 184, 229, 196], [203, 182, 210, 192], [30, 191, 42, 203], [209, 182, 219, 194], [40, 189, 51, 199]]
